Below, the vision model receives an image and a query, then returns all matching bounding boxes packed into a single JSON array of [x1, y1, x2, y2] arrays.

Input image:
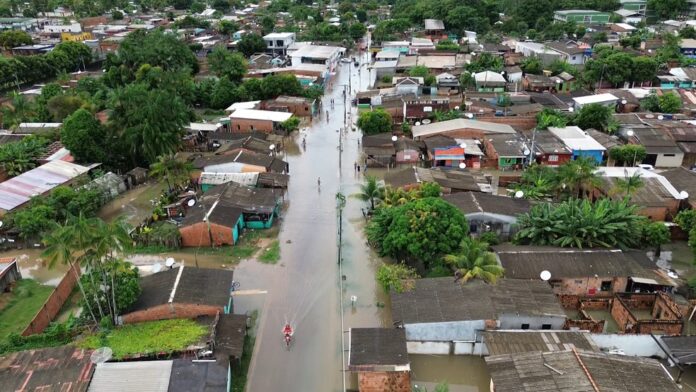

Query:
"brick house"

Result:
[[120, 266, 234, 324], [229, 109, 293, 134], [261, 95, 315, 117], [348, 328, 411, 392], [200, 182, 282, 230], [611, 292, 683, 335], [179, 203, 244, 247]]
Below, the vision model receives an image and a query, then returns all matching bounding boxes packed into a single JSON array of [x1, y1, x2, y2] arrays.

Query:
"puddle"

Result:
[[410, 355, 490, 392]]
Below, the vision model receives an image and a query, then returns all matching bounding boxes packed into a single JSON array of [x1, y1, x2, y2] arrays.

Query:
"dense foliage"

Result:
[[357, 109, 393, 135], [443, 238, 504, 283], [376, 263, 419, 293], [0, 41, 92, 89]]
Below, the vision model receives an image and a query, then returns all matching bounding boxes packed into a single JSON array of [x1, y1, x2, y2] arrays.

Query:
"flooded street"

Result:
[[233, 47, 385, 391]]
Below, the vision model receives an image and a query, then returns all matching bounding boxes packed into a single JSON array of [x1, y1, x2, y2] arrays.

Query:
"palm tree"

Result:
[[381, 186, 413, 208], [443, 238, 504, 284], [355, 175, 384, 210], [613, 171, 643, 198], [557, 157, 599, 199], [149, 154, 194, 192]]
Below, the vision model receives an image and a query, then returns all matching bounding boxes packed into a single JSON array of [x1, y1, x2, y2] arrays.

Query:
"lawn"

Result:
[[258, 240, 281, 264], [78, 319, 208, 359], [0, 279, 54, 340]]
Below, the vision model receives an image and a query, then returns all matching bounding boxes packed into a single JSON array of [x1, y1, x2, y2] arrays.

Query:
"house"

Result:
[[504, 66, 523, 84], [424, 19, 446, 41], [225, 100, 261, 114], [424, 136, 484, 169], [0, 160, 92, 216], [524, 129, 573, 166], [348, 328, 410, 392], [545, 41, 589, 65], [375, 50, 400, 62], [611, 291, 683, 334], [0, 258, 20, 293], [192, 150, 288, 177], [362, 133, 396, 167], [481, 330, 598, 356], [620, 0, 648, 15], [383, 167, 492, 193], [261, 95, 315, 117], [392, 76, 422, 96], [553, 9, 611, 24], [412, 118, 516, 140], [214, 136, 273, 155], [263, 32, 295, 55], [485, 350, 680, 392], [186, 122, 223, 134], [483, 133, 529, 170], [548, 126, 606, 164], [681, 38, 696, 58], [289, 44, 345, 72], [523, 74, 557, 93], [405, 98, 449, 119], [443, 192, 531, 238], [621, 126, 685, 167], [572, 93, 618, 110], [201, 182, 281, 229], [390, 278, 566, 354], [494, 245, 675, 298], [229, 109, 293, 134], [394, 138, 424, 165], [409, 37, 435, 53], [436, 72, 460, 95], [658, 336, 696, 367], [614, 9, 645, 24], [594, 167, 687, 221], [179, 203, 244, 247], [514, 42, 562, 65], [0, 346, 94, 391], [661, 167, 696, 209], [120, 266, 235, 324], [474, 71, 506, 92]]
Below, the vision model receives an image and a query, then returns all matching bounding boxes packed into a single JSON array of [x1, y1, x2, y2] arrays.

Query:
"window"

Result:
[[584, 15, 591, 22], [663, 154, 676, 157], [548, 155, 559, 162], [521, 324, 530, 330], [237, 124, 241, 130], [571, 56, 576, 60], [600, 280, 612, 291], [276, 40, 283, 47], [267, 40, 274, 47], [574, 279, 583, 284], [541, 324, 552, 330], [250, 125, 254, 131]]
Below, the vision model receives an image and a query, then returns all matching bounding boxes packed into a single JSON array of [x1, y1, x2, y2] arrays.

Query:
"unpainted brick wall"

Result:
[[358, 371, 411, 392], [23, 264, 81, 336]]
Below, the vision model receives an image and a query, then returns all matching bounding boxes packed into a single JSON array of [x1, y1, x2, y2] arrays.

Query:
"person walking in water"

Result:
[[317, 177, 321, 187]]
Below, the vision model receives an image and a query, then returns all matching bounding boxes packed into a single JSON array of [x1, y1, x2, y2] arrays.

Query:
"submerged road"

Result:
[[233, 44, 388, 391]]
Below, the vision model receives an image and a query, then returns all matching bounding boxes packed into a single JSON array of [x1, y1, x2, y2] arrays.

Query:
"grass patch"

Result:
[[258, 240, 280, 264], [78, 319, 207, 359], [232, 310, 258, 392], [0, 279, 54, 340]]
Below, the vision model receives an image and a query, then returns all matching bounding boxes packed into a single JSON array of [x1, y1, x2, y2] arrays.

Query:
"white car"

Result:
[[638, 164, 654, 171]]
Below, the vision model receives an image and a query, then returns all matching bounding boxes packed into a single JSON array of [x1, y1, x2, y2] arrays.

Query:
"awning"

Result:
[[631, 276, 660, 285]]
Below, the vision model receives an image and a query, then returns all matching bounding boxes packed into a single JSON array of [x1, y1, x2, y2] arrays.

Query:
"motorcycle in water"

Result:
[[282, 323, 294, 350]]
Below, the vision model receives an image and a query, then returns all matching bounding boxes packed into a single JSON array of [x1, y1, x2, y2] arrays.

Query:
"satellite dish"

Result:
[[514, 190, 524, 199], [187, 199, 196, 207], [460, 142, 467, 149], [152, 263, 163, 273], [540, 270, 552, 281], [466, 113, 474, 119], [415, 122, 421, 126], [90, 347, 113, 364], [0, 221, 4, 228], [680, 191, 689, 199], [658, 115, 664, 120], [454, 106, 460, 110], [165, 257, 175, 267], [458, 162, 467, 169]]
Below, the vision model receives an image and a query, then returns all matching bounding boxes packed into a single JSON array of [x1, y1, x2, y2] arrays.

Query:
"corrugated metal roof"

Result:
[[88, 361, 173, 392], [0, 160, 90, 211]]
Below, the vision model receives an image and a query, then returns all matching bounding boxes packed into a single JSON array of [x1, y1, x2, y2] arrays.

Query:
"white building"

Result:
[[289, 44, 345, 72], [572, 93, 619, 110], [514, 42, 562, 65], [43, 22, 81, 34], [263, 32, 296, 55]]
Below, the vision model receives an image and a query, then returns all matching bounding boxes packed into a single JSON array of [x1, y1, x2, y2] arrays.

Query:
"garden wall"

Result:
[[22, 264, 81, 336]]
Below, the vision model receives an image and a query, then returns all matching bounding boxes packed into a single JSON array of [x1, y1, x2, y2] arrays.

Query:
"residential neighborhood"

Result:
[[3, 0, 696, 391]]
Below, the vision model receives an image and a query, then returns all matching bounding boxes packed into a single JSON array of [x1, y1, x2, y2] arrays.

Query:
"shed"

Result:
[[0, 257, 20, 292], [179, 203, 244, 247]]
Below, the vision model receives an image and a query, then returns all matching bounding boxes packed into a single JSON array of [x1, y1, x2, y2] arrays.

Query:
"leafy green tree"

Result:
[[46, 95, 87, 121], [355, 175, 384, 210], [80, 259, 140, 321], [515, 198, 643, 249], [112, 10, 124, 19], [648, 0, 688, 19], [12, 204, 55, 240], [681, 27, 696, 39], [217, 20, 239, 36], [109, 83, 190, 165], [376, 263, 419, 293], [641, 220, 671, 258], [443, 238, 504, 284], [349, 22, 367, 40], [237, 33, 267, 57], [556, 157, 599, 198], [61, 109, 107, 163], [0, 30, 32, 50], [408, 65, 429, 78], [366, 197, 468, 270], [536, 109, 568, 129], [511, 164, 558, 200], [465, 52, 503, 73], [357, 109, 392, 135], [575, 103, 613, 133], [658, 92, 683, 114], [436, 39, 460, 51], [521, 57, 543, 75], [149, 154, 194, 191], [106, 30, 198, 77], [208, 47, 247, 83], [631, 56, 658, 84], [280, 117, 300, 134], [676, 210, 696, 233]]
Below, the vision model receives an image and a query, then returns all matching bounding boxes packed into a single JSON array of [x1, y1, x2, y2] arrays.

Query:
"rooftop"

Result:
[[348, 328, 409, 370], [443, 192, 531, 217], [229, 109, 292, 123], [661, 167, 696, 199], [215, 314, 248, 359], [129, 266, 234, 313], [485, 350, 679, 392], [482, 331, 598, 356], [660, 335, 696, 365], [0, 346, 94, 392], [202, 182, 280, 214], [548, 126, 606, 152], [391, 278, 565, 324], [88, 360, 173, 392], [289, 44, 344, 59], [181, 202, 243, 228], [412, 118, 515, 138], [572, 93, 619, 106], [424, 19, 445, 30]]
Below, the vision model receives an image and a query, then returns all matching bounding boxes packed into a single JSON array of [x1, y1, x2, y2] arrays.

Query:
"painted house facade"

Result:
[[553, 10, 611, 24]]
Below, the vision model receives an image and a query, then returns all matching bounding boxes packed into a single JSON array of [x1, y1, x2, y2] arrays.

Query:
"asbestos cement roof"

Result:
[[348, 328, 409, 369], [443, 192, 531, 217], [390, 278, 564, 324], [229, 109, 292, 122], [0, 346, 94, 392], [482, 331, 598, 356], [88, 361, 173, 392], [412, 118, 515, 138], [485, 350, 679, 392]]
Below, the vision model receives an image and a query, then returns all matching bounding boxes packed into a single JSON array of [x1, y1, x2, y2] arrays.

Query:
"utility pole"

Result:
[[336, 192, 347, 392]]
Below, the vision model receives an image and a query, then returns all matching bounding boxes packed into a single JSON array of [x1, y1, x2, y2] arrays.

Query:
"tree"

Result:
[[613, 172, 643, 197], [217, 20, 239, 36], [641, 221, 670, 258], [61, 109, 107, 163], [149, 154, 194, 191], [556, 157, 599, 198], [575, 103, 613, 133], [631, 56, 658, 84], [658, 92, 683, 114], [46, 95, 87, 121], [280, 117, 300, 134], [443, 238, 504, 284], [80, 259, 140, 322], [376, 263, 419, 293], [366, 197, 468, 271], [12, 204, 55, 239], [208, 47, 247, 83], [237, 33, 267, 57], [676, 210, 696, 233], [357, 109, 392, 135], [648, 0, 688, 19], [536, 109, 568, 129], [520, 57, 542, 75], [349, 22, 367, 40], [0, 30, 32, 50], [355, 175, 384, 210], [106, 30, 198, 78], [436, 39, 459, 51], [681, 27, 696, 39], [514, 198, 643, 249], [109, 83, 190, 165], [112, 10, 124, 19], [408, 65, 429, 78], [210, 76, 238, 109], [465, 52, 503, 73]]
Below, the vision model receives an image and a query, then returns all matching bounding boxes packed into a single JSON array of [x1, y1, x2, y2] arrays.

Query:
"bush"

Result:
[[381, 75, 393, 84], [479, 231, 500, 246], [376, 263, 419, 293]]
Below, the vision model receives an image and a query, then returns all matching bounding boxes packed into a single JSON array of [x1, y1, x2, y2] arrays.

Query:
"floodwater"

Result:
[[410, 355, 490, 392], [232, 43, 385, 392], [97, 181, 166, 225], [0, 248, 69, 286]]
